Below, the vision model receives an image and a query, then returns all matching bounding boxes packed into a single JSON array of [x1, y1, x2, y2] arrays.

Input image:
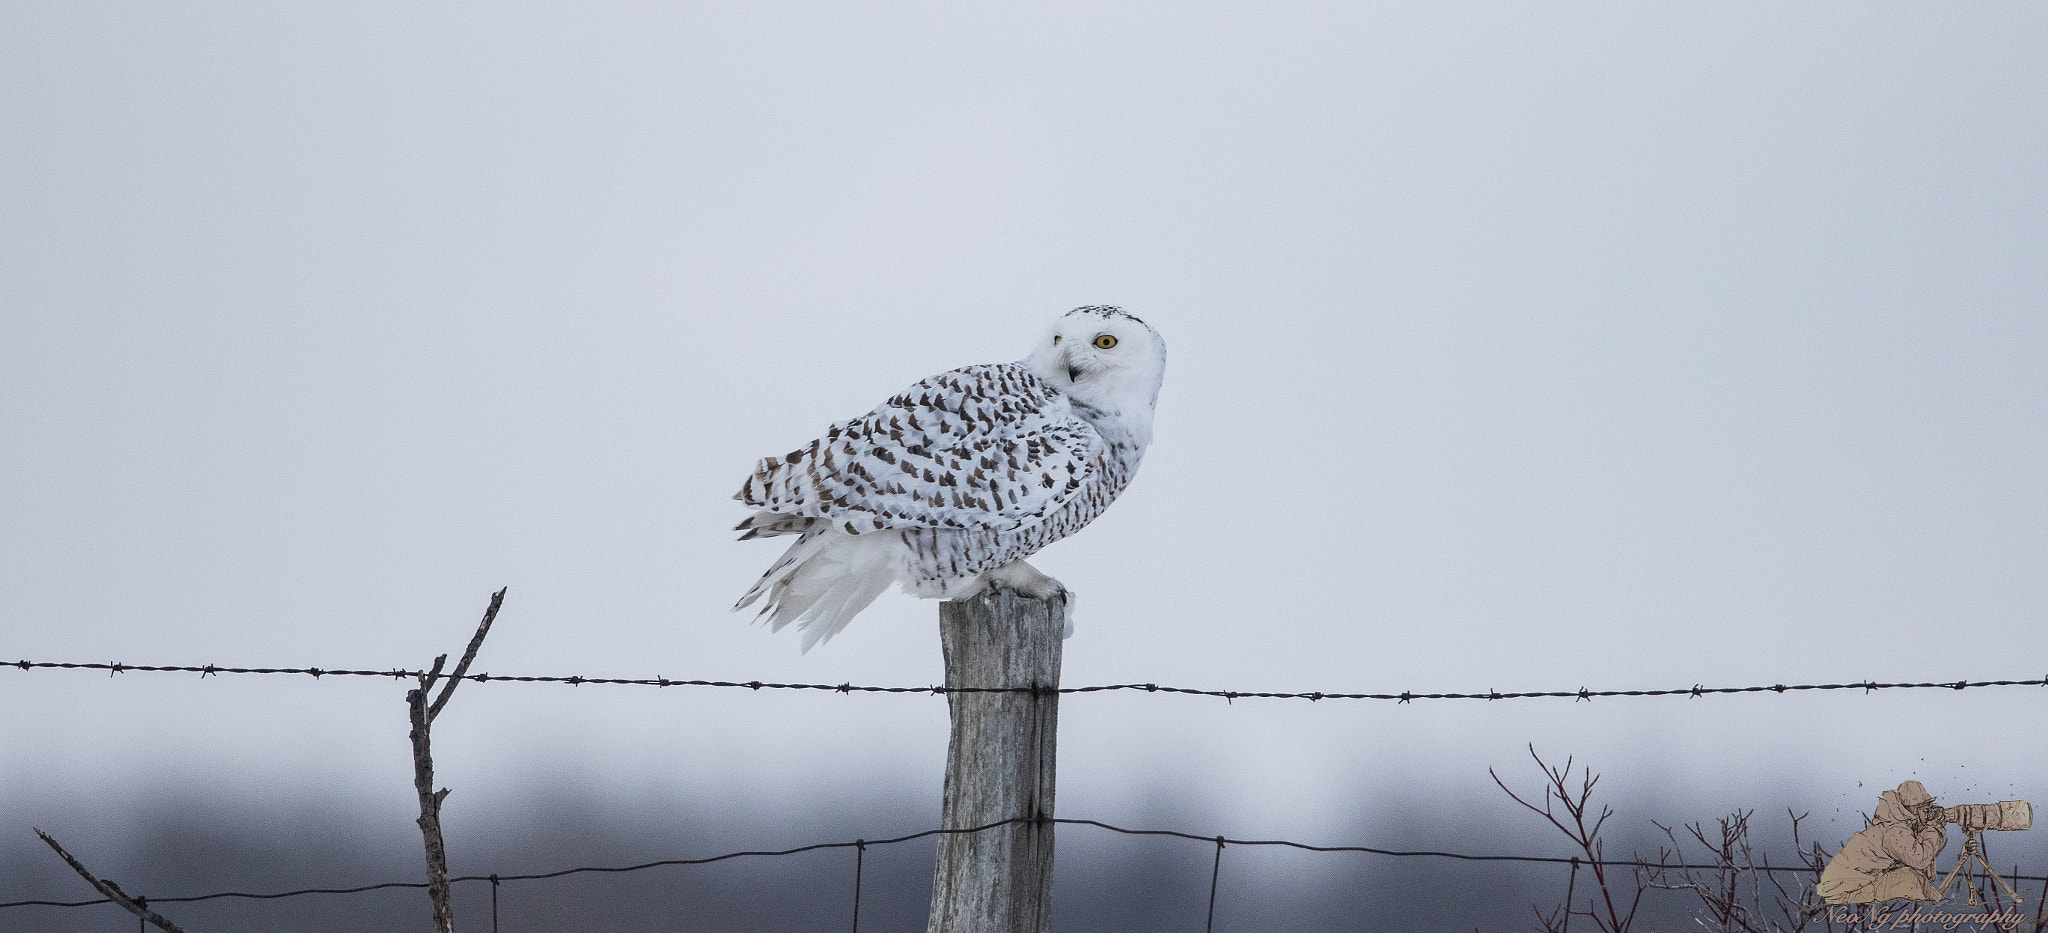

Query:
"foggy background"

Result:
[[4, 3, 2045, 930]]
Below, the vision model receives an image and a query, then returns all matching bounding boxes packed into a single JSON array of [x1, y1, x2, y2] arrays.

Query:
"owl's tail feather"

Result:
[[734, 527, 902, 652], [733, 526, 829, 610], [734, 510, 816, 540]]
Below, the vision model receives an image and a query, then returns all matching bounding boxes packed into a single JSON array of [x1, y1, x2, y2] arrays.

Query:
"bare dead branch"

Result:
[[428, 586, 505, 723], [34, 829, 188, 933]]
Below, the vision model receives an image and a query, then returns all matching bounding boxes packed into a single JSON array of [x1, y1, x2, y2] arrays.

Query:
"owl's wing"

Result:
[[735, 363, 1098, 535]]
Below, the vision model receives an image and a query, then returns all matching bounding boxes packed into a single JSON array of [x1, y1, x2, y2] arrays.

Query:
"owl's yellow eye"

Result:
[[1052, 335, 1061, 344], [1092, 334, 1118, 350]]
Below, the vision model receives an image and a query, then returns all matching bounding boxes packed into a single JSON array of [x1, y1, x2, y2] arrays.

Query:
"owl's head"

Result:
[[1024, 306, 1167, 431]]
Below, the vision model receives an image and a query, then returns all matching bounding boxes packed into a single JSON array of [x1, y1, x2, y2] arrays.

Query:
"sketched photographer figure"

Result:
[[1817, 780, 1948, 904]]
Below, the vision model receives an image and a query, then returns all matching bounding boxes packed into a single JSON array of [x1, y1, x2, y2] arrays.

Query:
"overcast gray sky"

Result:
[[4, 0, 2045, 883]]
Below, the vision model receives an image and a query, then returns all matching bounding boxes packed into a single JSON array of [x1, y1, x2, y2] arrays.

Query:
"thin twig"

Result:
[[35, 829, 188, 933]]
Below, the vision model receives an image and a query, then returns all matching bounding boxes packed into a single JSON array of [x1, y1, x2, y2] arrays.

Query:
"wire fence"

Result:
[[12, 658, 2048, 703], [12, 815, 2041, 932], [10, 653, 2048, 931]]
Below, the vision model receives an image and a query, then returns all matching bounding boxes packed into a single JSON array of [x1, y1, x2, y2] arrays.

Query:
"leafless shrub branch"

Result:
[[1639, 808, 1833, 933], [1490, 745, 1645, 933]]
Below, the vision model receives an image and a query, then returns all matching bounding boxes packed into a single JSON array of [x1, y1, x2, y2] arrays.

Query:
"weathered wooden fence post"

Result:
[[927, 588, 1067, 933], [405, 587, 505, 933]]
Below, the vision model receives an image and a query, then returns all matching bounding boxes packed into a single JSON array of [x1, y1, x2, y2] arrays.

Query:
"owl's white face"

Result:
[[1023, 306, 1167, 423]]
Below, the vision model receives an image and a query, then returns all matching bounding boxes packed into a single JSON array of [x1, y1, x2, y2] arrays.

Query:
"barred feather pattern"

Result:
[[732, 306, 1164, 649], [734, 362, 1142, 584]]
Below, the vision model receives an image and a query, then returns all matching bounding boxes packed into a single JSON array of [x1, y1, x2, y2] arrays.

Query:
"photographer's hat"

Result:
[[1895, 780, 1934, 807]]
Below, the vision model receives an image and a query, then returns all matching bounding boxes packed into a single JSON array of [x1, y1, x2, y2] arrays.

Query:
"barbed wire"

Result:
[[9, 659, 2047, 704], [12, 814, 2039, 913]]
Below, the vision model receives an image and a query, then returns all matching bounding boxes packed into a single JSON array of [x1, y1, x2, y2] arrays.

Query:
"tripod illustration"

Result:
[[1935, 826, 2024, 909]]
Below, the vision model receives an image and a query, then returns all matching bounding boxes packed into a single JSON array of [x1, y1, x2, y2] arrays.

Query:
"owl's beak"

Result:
[[1057, 345, 1084, 383]]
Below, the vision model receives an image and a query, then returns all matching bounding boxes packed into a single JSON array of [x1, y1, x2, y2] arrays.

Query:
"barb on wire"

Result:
[[9, 659, 2048, 705]]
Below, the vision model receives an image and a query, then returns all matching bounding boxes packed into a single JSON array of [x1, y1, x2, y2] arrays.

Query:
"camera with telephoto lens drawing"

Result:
[[1942, 801, 2033, 832]]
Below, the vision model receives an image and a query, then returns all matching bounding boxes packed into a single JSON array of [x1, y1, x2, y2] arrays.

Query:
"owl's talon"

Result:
[[981, 564, 1076, 637], [985, 560, 1067, 601]]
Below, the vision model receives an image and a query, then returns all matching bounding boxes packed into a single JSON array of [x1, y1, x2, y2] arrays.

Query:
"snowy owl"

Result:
[[733, 306, 1167, 650]]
